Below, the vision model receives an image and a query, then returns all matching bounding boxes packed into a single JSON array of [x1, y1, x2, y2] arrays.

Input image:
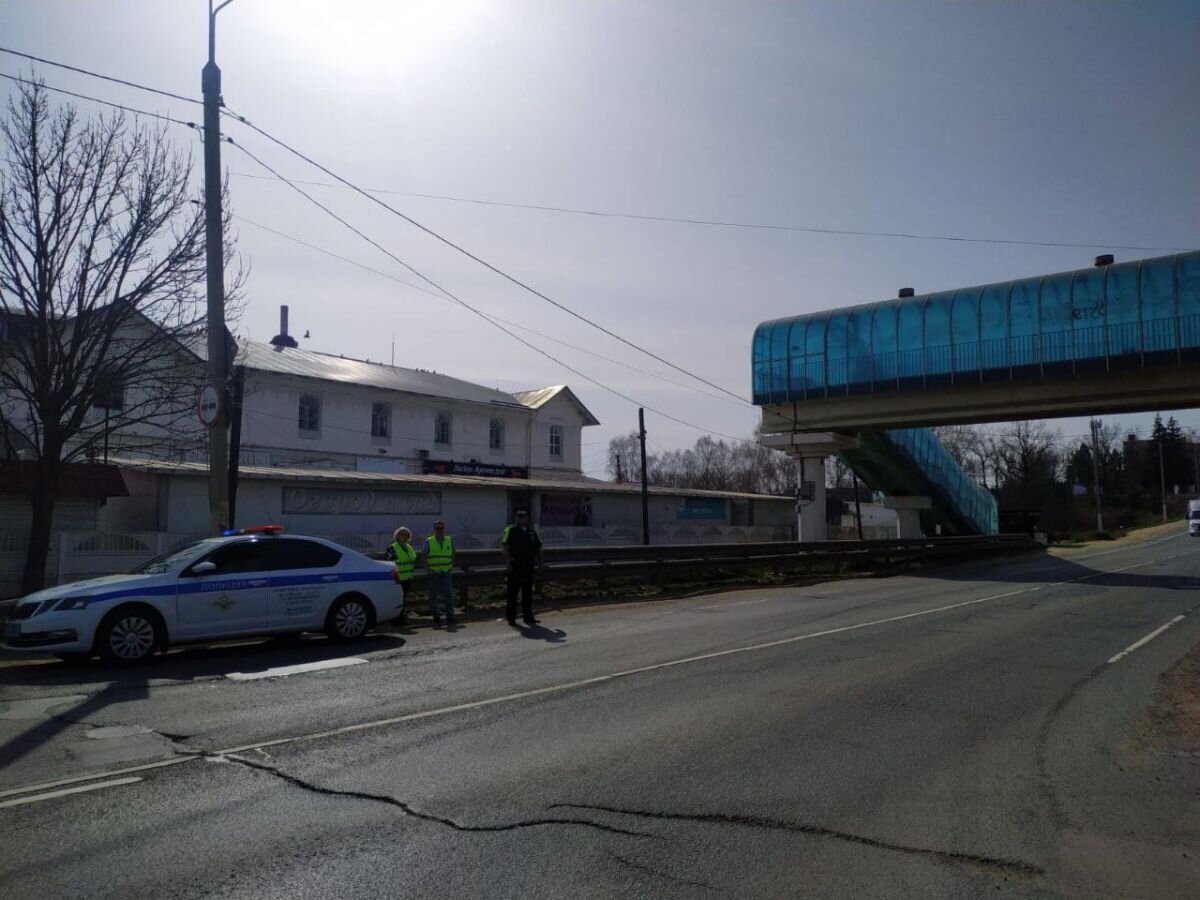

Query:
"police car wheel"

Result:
[[97, 606, 163, 664], [326, 595, 374, 641]]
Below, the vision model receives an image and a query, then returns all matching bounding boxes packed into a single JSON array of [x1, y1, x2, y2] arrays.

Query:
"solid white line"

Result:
[[0, 551, 1179, 801], [0, 777, 142, 809], [1107, 614, 1189, 665], [226, 657, 367, 681], [0, 755, 196, 800]]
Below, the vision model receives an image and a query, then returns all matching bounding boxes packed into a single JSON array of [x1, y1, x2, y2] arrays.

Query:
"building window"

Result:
[[371, 403, 390, 439], [489, 418, 505, 452], [434, 411, 452, 447], [549, 424, 563, 459], [299, 393, 320, 433]]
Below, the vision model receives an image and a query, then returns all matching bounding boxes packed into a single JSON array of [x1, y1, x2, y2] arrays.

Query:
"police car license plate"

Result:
[[4, 622, 20, 637]]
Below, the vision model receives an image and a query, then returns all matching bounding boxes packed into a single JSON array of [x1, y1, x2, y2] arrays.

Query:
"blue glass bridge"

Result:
[[753, 252, 1200, 536]]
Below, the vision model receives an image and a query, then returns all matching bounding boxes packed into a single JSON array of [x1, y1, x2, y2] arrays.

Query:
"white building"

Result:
[[226, 337, 599, 481], [0, 310, 795, 592]]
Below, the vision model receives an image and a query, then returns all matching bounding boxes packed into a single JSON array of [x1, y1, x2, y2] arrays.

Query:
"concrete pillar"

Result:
[[882, 496, 932, 539], [796, 456, 827, 543]]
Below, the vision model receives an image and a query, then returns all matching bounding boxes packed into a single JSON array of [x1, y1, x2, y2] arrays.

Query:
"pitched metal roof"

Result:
[[227, 340, 528, 409], [114, 458, 789, 502], [512, 385, 600, 426]]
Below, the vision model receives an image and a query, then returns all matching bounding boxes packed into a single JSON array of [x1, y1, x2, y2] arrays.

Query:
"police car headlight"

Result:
[[51, 596, 92, 612]]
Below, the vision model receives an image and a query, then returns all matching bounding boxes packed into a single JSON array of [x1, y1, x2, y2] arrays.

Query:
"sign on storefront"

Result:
[[540, 493, 593, 527], [282, 487, 441, 516], [676, 497, 726, 520], [422, 459, 528, 479]]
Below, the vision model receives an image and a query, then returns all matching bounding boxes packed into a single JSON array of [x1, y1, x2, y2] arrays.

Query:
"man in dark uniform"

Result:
[[501, 509, 543, 626]]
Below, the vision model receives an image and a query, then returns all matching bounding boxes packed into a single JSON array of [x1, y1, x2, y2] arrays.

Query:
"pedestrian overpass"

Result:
[[753, 251, 1200, 538]]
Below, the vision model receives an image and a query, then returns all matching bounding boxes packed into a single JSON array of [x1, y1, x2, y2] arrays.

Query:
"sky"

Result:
[[2, 0, 1198, 477]]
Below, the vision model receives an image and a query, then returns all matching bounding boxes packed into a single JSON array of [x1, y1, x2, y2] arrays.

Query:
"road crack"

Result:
[[552, 802, 1044, 880], [217, 752, 655, 840], [606, 850, 722, 893]]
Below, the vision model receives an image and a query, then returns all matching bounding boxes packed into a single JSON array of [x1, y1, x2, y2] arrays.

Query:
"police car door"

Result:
[[176, 539, 270, 639], [263, 538, 345, 630]]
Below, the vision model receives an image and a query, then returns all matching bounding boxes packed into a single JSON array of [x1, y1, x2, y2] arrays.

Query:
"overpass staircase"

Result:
[[837, 428, 998, 536]]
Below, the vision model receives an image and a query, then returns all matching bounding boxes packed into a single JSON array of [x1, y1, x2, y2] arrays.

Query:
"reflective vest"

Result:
[[426, 535, 454, 573], [390, 542, 417, 581]]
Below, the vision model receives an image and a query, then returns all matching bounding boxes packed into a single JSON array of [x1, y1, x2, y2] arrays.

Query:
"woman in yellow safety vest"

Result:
[[385, 526, 416, 625]]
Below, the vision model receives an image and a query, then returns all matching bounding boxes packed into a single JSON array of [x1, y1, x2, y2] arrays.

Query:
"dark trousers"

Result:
[[506, 569, 535, 622]]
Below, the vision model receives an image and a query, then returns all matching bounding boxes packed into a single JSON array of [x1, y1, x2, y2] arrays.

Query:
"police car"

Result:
[[1, 526, 402, 664]]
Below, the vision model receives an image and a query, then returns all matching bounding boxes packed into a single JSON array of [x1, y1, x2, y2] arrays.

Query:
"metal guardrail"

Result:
[[379, 535, 1039, 607]]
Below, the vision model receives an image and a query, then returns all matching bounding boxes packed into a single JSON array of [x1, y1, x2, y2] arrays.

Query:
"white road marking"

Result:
[[226, 657, 368, 681], [0, 777, 142, 809], [0, 756, 196, 800], [1107, 614, 1189, 665], [1, 550, 1186, 802]]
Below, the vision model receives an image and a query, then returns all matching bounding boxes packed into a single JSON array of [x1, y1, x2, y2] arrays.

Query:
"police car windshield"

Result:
[[130, 538, 224, 575]]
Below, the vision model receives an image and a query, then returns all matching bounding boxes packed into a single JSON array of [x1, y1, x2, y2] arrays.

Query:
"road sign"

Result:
[[197, 382, 222, 428]]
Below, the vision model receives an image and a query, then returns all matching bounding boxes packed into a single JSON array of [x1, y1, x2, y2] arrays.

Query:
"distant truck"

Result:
[[1190, 499, 1200, 536]]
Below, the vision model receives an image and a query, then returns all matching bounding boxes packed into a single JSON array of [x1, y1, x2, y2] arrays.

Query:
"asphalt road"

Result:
[[2, 527, 1199, 899]]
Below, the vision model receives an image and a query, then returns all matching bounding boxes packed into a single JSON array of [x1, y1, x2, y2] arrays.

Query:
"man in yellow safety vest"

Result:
[[385, 526, 415, 626], [423, 520, 456, 627]]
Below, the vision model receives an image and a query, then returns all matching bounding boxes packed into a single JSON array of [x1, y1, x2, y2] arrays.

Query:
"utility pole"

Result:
[[1190, 429, 1199, 494], [852, 471, 864, 541], [615, 453, 624, 483], [1159, 433, 1168, 523], [638, 408, 650, 545], [227, 367, 245, 530], [1090, 419, 1104, 532], [203, 0, 237, 534]]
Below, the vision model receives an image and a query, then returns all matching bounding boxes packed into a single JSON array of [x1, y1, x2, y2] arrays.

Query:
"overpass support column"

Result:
[[758, 431, 859, 544], [882, 496, 932, 539], [797, 455, 827, 543]]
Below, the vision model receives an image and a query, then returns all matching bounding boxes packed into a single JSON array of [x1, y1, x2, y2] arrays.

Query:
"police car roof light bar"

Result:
[[222, 524, 287, 536]]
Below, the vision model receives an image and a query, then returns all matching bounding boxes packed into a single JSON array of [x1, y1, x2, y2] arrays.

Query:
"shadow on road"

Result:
[[0, 679, 150, 770], [930, 551, 1199, 590], [516, 623, 567, 643], [0, 633, 407, 689]]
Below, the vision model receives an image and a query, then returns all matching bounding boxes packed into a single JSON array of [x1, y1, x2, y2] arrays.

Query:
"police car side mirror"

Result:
[[190, 560, 218, 575]]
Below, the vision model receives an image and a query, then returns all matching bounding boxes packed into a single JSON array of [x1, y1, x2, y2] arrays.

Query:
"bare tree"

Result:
[[605, 431, 643, 483], [608, 424, 797, 496], [0, 79, 242, 593], [990, 420, 1061, 507]]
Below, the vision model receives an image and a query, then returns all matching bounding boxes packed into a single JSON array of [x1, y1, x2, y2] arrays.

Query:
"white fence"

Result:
[[0, 525, 796, 597]]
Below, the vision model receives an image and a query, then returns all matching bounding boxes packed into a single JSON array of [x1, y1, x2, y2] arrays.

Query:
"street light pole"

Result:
[[203, 0, 236, 534]]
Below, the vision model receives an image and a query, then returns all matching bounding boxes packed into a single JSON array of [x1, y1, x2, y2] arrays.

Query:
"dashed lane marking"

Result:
[[1107, 614, 1189, 665]]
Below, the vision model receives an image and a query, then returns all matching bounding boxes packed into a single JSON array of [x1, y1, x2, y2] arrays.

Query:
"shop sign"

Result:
[[676, 497, 726, 520], [541, 493, 593, 527], [423, 459, 528, 479], [283, 487, 441, 516]]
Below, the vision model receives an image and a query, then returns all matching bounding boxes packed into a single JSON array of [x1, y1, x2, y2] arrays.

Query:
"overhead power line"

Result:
[[224, 135, 748, 442], [219, 107, 750, 405], [1, 45, 1188, 255], [0, 72, 200, 130], [226, 170, 1193, 255], [233, 213, 747, 409], [0, 46, 199, 105]]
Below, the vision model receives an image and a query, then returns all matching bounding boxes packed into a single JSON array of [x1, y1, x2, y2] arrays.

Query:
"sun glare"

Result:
[[261, 0, 488, 76]]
